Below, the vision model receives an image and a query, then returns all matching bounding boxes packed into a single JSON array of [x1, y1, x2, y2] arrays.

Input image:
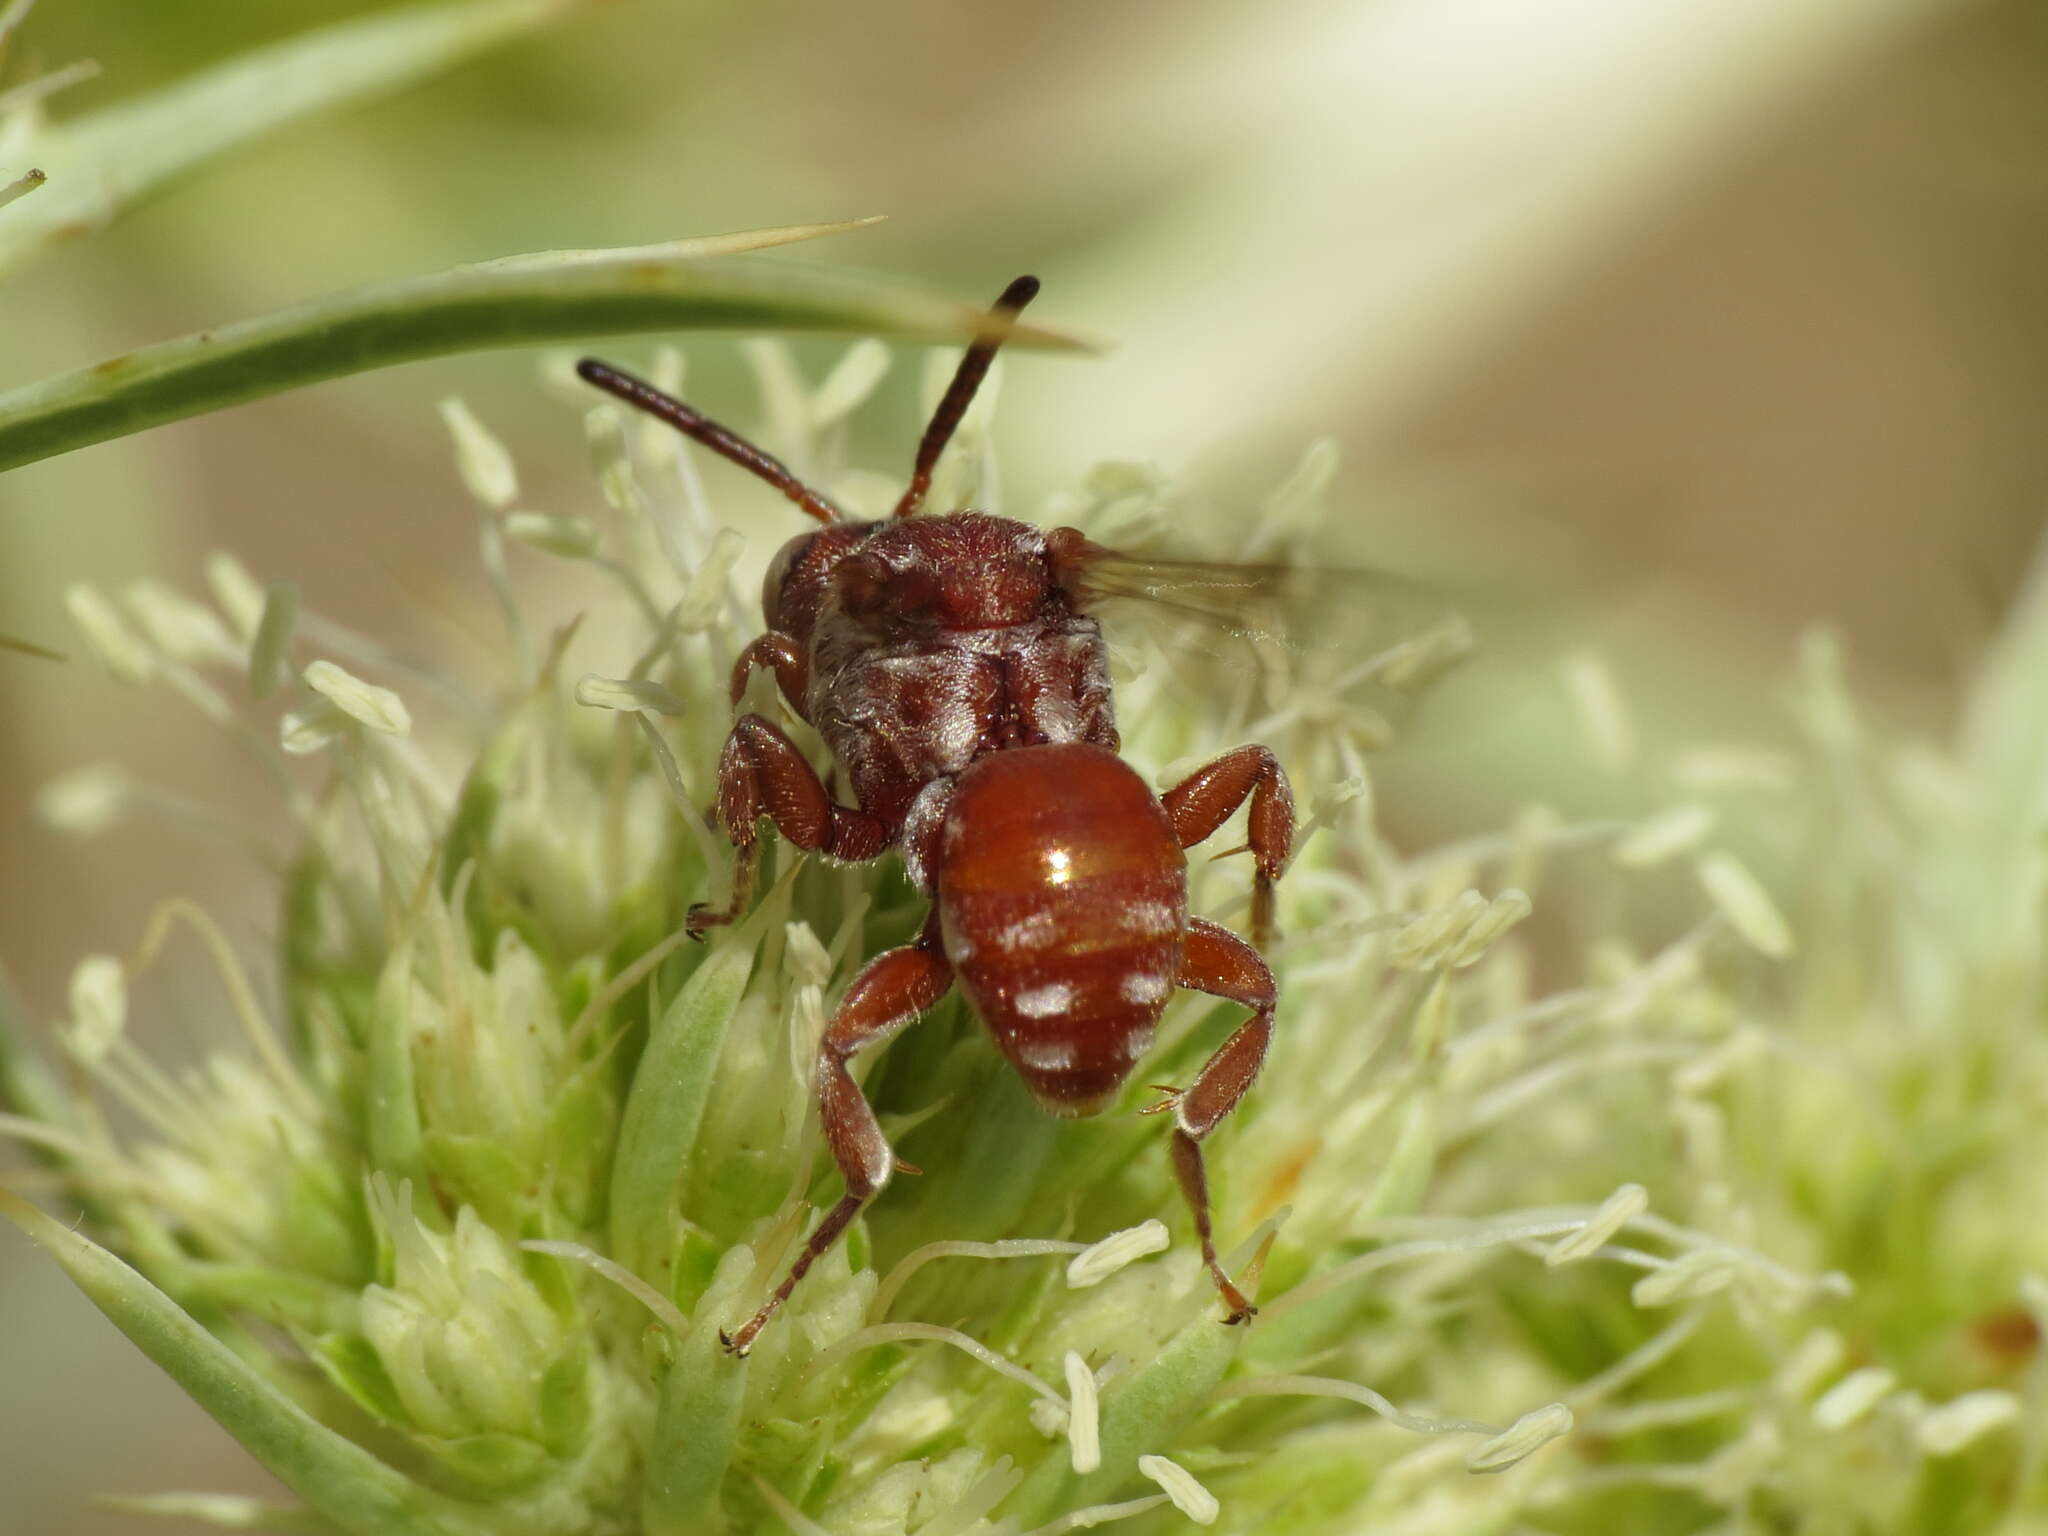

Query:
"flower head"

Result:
[[6, 333, 2047, 1534]]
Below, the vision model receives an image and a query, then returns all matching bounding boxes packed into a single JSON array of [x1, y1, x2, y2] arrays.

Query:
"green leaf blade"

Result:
[[0, 232, 1087, 474], [0, 1191, 502, 1536], [641, 1249, 756, 1536], [608, 937, 757, 1281]]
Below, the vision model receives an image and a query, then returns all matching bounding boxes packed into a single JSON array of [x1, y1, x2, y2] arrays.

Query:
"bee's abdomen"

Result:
[[934, 743, 1188, 1116]]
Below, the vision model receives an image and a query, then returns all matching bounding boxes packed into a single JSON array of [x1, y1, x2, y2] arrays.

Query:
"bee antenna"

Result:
[[575, 358, 843, 526], [891, 274, 1040, 519]]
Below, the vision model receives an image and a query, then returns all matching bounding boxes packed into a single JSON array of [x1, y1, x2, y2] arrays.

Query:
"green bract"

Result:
[[6, 337, 2048, 1535]]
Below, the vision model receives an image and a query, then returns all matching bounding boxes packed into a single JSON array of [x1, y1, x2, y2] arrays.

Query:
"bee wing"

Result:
[[1062, 541, 1477, 750]]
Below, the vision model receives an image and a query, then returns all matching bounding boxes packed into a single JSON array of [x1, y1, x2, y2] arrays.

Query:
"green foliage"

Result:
[[0, 3, 1078, 476]]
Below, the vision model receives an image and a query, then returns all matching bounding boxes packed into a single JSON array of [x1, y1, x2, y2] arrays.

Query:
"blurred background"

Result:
[[4, 0, 2047, 1526]]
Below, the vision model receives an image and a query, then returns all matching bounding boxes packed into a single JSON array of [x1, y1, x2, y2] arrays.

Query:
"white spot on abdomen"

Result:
[[1120, 971, 1171, 1005], [997, 911, 1058, 952], [1121, 901, 1181, 938], [1014, 982, 1075, 1019], [1016, 1038, 1077, 1070]]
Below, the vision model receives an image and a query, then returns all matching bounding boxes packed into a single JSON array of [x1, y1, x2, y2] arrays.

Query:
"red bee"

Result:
[[579, 277, 1293, 1355]]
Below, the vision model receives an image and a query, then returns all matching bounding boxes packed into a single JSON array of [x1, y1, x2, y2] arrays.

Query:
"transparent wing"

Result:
[[1064, 541, 1477, 760]]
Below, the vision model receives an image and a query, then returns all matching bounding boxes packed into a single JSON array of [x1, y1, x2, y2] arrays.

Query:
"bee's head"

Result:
[[761, 520, 883, 642]]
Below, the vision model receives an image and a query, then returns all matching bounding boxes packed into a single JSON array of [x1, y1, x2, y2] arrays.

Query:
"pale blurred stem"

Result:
[[0, 0, 36, 44], [0, 168, 45, 210], [0, 56, 99, 114]]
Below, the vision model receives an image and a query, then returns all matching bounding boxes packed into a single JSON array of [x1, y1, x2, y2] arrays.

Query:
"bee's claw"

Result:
[[686, 902, 737, 941], [1138, 1084, 1183, 1117]]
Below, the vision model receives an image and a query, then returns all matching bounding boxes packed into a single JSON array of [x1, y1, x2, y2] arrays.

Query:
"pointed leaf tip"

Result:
[[0, 240, 1089, 475], [0, 1191, 495, 1536]]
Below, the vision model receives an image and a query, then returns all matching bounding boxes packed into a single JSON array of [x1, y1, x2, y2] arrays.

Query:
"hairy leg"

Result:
[[690, 713, 889, 935], [723, 929, 954, 1355], [1142, 916, 1277, 1322], [1161, 744, 1294, 948]]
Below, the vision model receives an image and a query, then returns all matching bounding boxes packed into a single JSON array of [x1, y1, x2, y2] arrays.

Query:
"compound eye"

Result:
[[761, 532, 817, 627]]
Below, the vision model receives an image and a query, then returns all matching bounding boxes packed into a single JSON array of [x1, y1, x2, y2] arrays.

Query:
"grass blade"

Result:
[[0, 226, 1087, 474]]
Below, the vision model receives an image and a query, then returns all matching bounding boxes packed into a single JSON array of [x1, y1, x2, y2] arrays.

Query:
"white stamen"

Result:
[[1390, 892, 1486, 970], [303, 660, 411, 736], [575, 674, 683, 715], [1812, 1367, 1896, 1429], [1545, 1183, 1648, 1267], [204, 551, 267, 640], [870, 1238, 1086, 1323], [1613, 804, 1715, 869], [248, 581, 297, 699], [585, 405, 638, 513], [800, 1322, 1064, 1408], [1014, 983, 1074, 1019], [0, 168, 44, 211], [1579, 1388, 1749, 1437], [925, 1457, 1022, 1536], [1671, 745, 1798, 794], [64, 955, 126, 1062], [65, 584, 154, 683], [504, 510, 600, 559], [1067, 1220, 1170, 1288], [1915, 1391, 2020, 1455], [678, 528, 746, 633], [809, 339, 891, 430], [1138, 1455, 1218, 1523], [96, 1495, 283, 1528], [280, 700, 347, 756], [1773, 1328, 1846, 1401], [36, 763, 130, 835], [439, 397, 518, 509], [783, 923, 833, 990], [123, 579, 240, 666], [0, 57, 96, 114], [1019, 1496, 1170, 1536], [2023, 1273, 2048, 1325], [521, 1240, 689, 1337], [1215, 1372, 1498, 1439], [1376, 613, 1477, 691], [1696, 853, 1793, 958], [1464, 1402, 1574, 1472], [1563, 650, 1634, 771], [1065, 1352, 1101, 1474], [1631, 1248, 1743, 1306], [751, 1475, 834, 1536], [1446, 889, 1533, 967]]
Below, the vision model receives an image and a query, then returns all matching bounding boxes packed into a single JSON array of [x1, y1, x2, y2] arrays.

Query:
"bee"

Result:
[[581, 278, 1305, 1354]]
